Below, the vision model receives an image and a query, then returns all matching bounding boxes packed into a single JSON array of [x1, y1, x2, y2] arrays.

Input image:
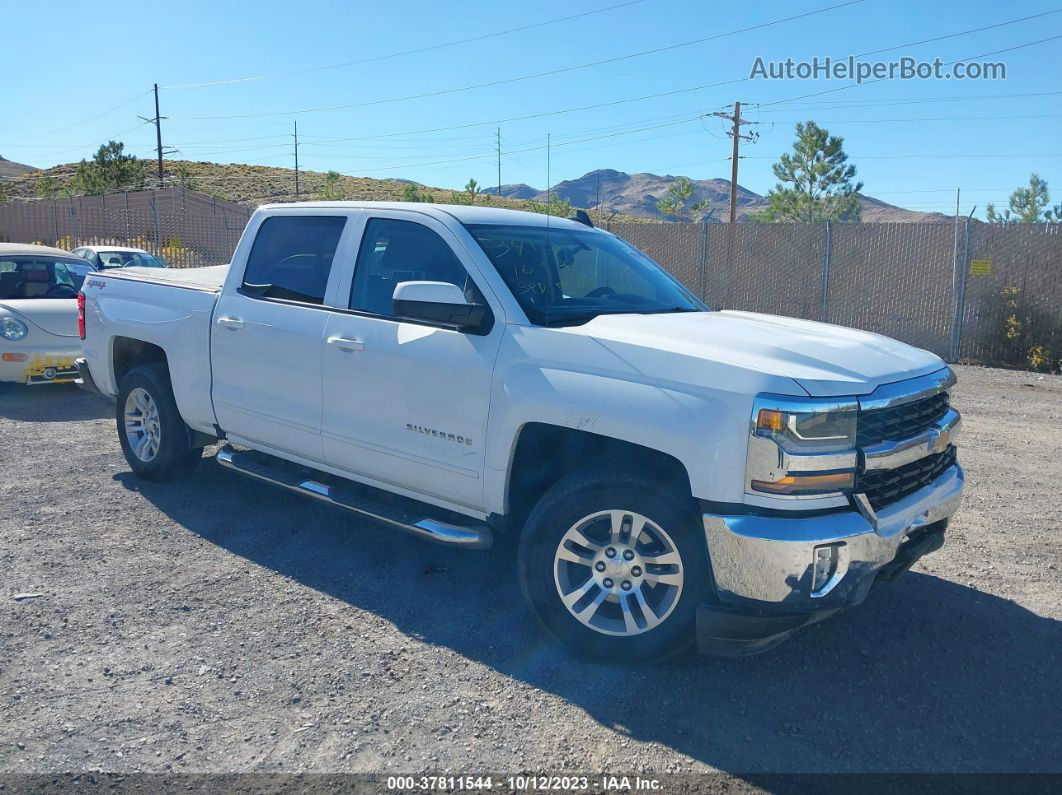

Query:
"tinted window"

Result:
[[242, 215, 346, 305], [349, 218, 480, 317], [0, 257, 91, 299], [465, 224, 703, 326], [97, 251, 168, 268]]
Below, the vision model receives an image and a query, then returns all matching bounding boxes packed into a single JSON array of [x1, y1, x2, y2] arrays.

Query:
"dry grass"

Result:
[[3, 159, 657, 224]]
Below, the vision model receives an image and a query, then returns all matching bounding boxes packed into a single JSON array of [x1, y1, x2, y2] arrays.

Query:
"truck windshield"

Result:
[[464, 224, 705, 326], [97, 251, 168, 268]]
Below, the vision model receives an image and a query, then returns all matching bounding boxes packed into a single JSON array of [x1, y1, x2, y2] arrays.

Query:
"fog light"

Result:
[[811, 544, 841, 596]]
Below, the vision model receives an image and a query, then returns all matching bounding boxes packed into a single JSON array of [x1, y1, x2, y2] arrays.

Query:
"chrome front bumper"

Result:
[[703, 463, 964, 610]]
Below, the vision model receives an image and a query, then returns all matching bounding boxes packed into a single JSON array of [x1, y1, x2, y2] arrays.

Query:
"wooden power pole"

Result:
[[293, 121, 300, 198], [153, 84, 164, 186], [711, 101, 757, 222], [140, 84, 176, 187]]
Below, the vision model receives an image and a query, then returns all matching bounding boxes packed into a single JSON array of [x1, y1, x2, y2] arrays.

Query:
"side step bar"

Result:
[[215, 445, 492, 549]]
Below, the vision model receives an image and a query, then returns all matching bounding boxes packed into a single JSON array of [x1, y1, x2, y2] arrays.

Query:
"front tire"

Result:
[[116, 364, 201, 481], [518, 471, 707, 663]]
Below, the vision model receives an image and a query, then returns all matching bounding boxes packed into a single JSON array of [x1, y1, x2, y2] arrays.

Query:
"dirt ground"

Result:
[[1, 364, 1059, 778]]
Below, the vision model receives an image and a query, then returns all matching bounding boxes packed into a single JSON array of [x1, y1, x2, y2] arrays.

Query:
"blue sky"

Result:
[[3, 0, 1060, 216]]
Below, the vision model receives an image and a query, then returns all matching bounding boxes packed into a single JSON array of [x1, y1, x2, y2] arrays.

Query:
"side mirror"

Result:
[[392, 281, 493, 335]]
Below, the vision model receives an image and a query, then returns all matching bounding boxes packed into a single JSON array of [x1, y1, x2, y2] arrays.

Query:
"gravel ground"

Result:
[[1, 365, 1060, 778]]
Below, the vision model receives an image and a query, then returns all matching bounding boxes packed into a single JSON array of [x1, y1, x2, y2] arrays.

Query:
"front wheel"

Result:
[[116, 363, 202, 481], [518, 471, 708, 663]]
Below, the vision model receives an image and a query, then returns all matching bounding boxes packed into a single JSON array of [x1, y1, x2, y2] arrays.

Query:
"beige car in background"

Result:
[[0, 243, 94, 385]]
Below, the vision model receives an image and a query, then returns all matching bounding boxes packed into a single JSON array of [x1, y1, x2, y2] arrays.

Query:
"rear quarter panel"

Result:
[[81, 271, 221, 434]]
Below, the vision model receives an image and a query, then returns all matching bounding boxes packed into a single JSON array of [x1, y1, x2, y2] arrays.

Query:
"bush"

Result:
[[986, 286, 1062, 372]]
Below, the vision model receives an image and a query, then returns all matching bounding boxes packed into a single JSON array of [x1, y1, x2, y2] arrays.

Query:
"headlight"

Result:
[[0, 317, 28, 341], [746, 395, 858, 498]]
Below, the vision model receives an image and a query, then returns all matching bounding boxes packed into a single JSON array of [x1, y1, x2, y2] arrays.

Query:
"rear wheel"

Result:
[[518, 471, 707, 663], [116, 364, 201, 481]]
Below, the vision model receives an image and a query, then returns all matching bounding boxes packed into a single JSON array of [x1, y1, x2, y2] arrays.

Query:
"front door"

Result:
[[321, 214, 502, 511], [211, 213, 349, 461]]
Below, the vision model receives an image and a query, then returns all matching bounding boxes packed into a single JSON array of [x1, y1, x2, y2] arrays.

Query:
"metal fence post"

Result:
[[51, 200, 59, 244], [949, 218, 973, 362], [124, 191, 130, 243], [151, 191, 160, 251], [698, 218, 710, 301], [821, 221, 832, 323]]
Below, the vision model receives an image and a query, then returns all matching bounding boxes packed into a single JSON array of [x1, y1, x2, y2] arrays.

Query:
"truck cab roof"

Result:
[[255, 201, 597, 231]]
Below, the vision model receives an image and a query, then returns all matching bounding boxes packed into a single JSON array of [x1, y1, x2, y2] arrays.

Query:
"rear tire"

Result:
[[116, 363, 201, 481], [518, 471, 707, 663]]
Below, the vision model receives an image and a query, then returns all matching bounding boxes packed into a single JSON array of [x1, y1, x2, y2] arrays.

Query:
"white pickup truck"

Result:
[[77, 202, 964, 661]]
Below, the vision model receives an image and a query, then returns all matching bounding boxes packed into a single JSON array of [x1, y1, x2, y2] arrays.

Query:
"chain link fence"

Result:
[[0, 188, 251, 267], [608, 219, 1061, 367], [1, 191, 1059, 367]]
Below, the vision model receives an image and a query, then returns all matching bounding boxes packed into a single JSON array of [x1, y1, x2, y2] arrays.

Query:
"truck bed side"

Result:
[[80, 265, 227, 435]]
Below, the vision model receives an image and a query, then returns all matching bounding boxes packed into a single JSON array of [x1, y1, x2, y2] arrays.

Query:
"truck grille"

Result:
[[857, 391, 950, 447], [857, 445, 957, 512]]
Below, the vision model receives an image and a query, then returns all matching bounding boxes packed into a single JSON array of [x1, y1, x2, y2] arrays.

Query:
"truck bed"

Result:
[[95, 264, 229, 292]]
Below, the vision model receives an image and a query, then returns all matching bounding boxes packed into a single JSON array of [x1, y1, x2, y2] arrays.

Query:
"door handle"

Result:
[[327, 335, 364, 352], [217, 316, 245, 331]]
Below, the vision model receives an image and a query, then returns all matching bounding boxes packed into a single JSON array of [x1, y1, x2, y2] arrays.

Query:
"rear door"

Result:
[[320, 212, 503, 511], [211, 212, 352, 461]]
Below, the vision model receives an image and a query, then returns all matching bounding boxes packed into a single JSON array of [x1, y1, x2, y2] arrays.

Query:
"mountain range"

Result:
[[0, 155, 37, 179], [483, 168, 950, 223], [1, 157, 949, 223]]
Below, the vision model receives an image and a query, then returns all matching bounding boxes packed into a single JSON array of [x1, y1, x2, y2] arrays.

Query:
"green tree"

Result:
[[36, 174, 60, 199], [401, 183, 434, 203], [987, 174, 1052, 224], [756, 121, 862, 222], [175, 165, 198, 191], [526, 195, 572, 218], [656, 176, 710, 221], [465, 177, 481, 205], [73, 141, 145, 195], [317, 170, 344, 200]]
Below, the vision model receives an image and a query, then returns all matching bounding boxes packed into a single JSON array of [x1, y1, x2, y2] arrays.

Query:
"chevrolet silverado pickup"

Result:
[[77, 202, 964, 661]]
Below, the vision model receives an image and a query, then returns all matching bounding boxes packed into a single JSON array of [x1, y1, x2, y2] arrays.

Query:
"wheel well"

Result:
[[112, 337, 168, 387], [506, 423, 692, 530]]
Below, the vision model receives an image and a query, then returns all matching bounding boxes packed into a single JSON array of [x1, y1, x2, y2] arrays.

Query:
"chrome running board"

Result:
[[215, 445, 492, 549]]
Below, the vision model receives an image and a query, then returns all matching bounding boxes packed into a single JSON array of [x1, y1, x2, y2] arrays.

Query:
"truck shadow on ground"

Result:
[[0, 383, 112, 422], [119, 463, 1062, 775]]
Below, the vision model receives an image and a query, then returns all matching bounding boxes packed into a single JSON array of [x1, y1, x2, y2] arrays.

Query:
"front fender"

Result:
[[482, 326, 791, 514]]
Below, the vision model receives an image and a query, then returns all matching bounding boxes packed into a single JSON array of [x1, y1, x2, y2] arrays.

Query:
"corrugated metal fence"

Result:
[[608, 219, 1061, 366], [1, 190, 1059, 366]]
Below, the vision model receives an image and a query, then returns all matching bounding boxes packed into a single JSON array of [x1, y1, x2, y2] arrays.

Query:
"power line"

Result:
[[851, 7, 1062, 58], [754, 32, 1062, 110], [160, 0, 653, 88], [1, 90, 152, 144], [167, 1, 864, 120]]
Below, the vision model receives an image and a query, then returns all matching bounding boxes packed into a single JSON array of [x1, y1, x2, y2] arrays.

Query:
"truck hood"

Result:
[[0, 299, 79, 338], [569, 310, 944, 397]]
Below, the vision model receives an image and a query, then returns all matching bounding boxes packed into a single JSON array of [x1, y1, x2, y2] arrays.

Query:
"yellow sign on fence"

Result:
[[970, 259, 992, 276]]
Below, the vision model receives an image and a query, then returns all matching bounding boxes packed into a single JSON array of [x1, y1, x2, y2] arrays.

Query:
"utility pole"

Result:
[[153, 84, 163, 186], [293, 120, 300, 198], [546, 133, 551, 213], [496, 127, 502, 198], [711, 101, 757, 222], [140, 84, 175, 188]]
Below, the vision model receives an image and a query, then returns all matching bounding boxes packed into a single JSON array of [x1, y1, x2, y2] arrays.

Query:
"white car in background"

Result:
[[71, 245, 169, 270], [0, 243, 94, 385]]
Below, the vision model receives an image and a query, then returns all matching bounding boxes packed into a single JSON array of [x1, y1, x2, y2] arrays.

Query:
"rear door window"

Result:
[[242, 215, 347, 305], [348, 217, 481, 317]]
